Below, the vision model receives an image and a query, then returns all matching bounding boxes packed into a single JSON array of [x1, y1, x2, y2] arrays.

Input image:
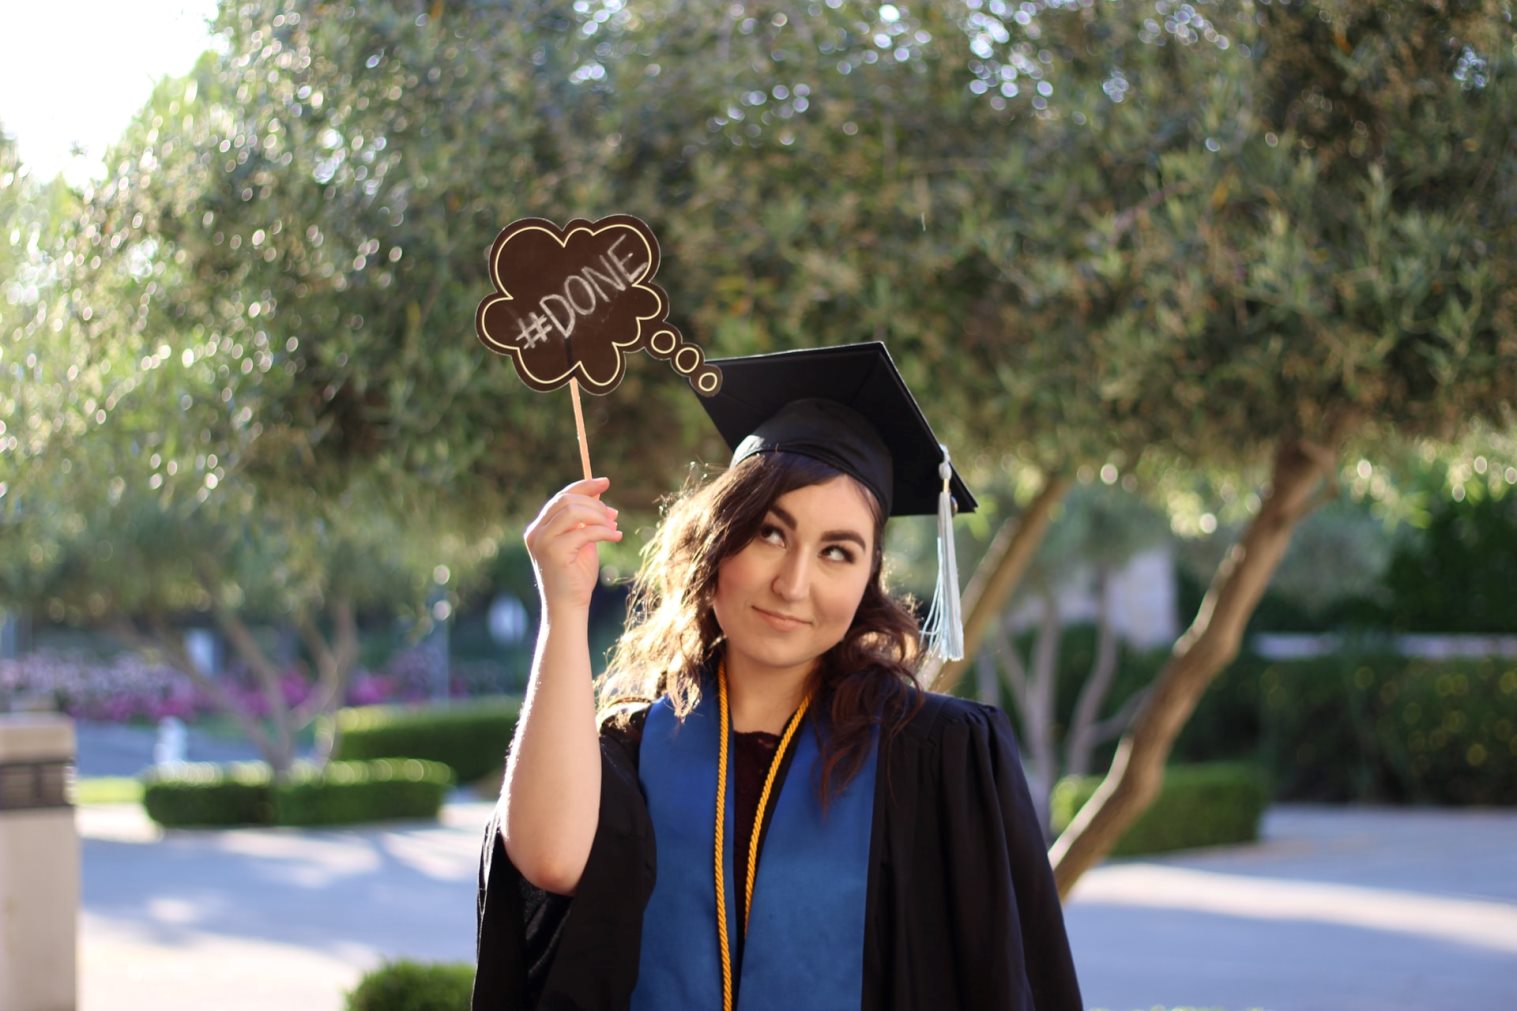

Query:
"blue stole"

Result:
[[632, 693, 879, 1010]]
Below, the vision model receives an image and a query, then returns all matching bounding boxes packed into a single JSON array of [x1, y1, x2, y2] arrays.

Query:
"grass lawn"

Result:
[[75, 776, 143, 805]]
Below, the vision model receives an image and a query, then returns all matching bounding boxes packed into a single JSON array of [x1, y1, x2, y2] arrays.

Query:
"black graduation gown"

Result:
[[472, 691, 1083, 1010]]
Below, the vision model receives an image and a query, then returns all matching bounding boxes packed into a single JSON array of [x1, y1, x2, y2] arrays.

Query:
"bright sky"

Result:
[[0, 0, 219, 185]]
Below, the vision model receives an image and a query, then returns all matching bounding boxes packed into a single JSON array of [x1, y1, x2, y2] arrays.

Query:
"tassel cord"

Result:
[[923, 444, 965, 661]]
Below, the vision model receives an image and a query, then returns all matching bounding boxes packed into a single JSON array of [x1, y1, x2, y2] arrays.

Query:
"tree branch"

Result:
[[1024, 585, 1063, 836], [1064, 564, 1122, 778], [291, 597, 358, 731], [990, 616, 1029, 702], [114, 616, 280, 768], [1088, 687, 1149, 747], [1049, 426, 1352, 896], [193, 554, 295, 770]]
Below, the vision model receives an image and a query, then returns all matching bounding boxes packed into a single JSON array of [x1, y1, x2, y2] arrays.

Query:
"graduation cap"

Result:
[[697, 341, 974, 660]]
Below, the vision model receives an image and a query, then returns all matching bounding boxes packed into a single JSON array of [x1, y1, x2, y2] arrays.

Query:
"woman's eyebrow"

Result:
[[769, 505, 868, 550]]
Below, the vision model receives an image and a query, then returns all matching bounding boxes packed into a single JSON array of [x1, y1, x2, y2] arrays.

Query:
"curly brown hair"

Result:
[[598, 452, 925, 801]]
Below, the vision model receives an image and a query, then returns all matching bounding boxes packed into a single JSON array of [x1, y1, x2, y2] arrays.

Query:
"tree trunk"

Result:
[[1064, 564, 1121, 778], [1049, 432, 1344, 896], [192, 555, 304, 776], [294, 597, 359, 766], [1024, 585, 1062, 838], [925, 473, 1072, 692], [209, 605, 298, 776], [986, 590, 1061, 837], [120, 618, 284, 771]]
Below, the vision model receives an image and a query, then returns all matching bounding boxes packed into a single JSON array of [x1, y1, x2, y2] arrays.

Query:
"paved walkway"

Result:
[[1063, 806, 1517, 1011], [79, 801, 487, 1011], [73, 799, 1517, 1011]]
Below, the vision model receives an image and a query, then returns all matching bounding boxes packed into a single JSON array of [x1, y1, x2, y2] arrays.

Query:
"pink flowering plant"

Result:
[[0, 651, 212, 722], [0, 648, 512, 723]]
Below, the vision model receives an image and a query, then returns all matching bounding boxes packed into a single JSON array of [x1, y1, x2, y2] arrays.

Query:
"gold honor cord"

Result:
[[713, 661, 814, 1011]]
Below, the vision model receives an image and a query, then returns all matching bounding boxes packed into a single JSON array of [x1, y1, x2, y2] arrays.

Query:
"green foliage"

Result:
[[1051, 763, 1269, 857], [346, 960, 474, 1011], [1179, 472, 1517, 636], [584, 0, 1517, 483], [140, 758, 452, 828], [1258, 655, 1517, 805], [329, 697, 520, 785], [1379, 488, 1517, 633], [67, 0, 686, 512]]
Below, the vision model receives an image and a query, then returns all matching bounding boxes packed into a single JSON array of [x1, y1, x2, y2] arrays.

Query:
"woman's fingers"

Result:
[[524, 480, 623, 597], [528, 478, 616, 530], [528, 498, 619, 547], [554, 475, 611, 502], [557, 522, 625, 555]]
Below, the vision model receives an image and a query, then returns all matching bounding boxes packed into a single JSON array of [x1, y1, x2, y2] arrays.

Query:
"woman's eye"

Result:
[[823, 544, 857, 564], [758, 523, 785, 545]]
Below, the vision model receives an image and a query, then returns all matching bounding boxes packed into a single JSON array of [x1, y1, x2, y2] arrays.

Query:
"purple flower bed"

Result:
[[0, 652, 213, 722], [0, 647, 518, 723]]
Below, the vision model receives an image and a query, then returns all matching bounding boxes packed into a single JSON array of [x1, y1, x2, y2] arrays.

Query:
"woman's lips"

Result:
[[753, 606, 809, 630]]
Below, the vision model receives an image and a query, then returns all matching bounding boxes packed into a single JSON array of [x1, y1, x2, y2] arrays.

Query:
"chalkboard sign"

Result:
[[476, 214, 721, 396]]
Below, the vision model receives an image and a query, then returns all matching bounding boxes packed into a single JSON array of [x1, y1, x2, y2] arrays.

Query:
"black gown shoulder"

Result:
[[472, 694, 1082, 1010], [862, 693, 1082, 1010]]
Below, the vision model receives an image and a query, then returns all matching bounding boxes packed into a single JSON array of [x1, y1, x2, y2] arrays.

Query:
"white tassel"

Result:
[[922, 443, 964, 662]]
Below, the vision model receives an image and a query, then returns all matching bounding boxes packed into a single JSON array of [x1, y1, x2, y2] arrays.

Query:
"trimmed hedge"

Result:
[[1051, 762, 1269, 857], [275, 759, 454, 826], [141, 759, 453, 828], [1257, 654, 1517, 805], [328, 697, 520, 785], [142, 762, 274, 827], [346, 960, 474, 1011]]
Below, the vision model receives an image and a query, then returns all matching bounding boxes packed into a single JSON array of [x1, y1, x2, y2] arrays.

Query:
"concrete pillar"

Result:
[[0, 714, 78, 1011]]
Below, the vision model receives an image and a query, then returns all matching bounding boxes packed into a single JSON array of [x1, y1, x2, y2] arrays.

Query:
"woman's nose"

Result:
[[771, 551, 810, 601]]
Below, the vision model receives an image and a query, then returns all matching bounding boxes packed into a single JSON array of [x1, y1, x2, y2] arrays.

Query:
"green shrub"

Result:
[[328, 697, 520, 785], [273, 759, 453, 826], [141, 759, 453, 828], [142, 762, 273, 827], [1051, 763, 1269, 857], [1377, 490, 1517, 634], [1259, 655, 1517, 805], [346, 960, 474, 1011]]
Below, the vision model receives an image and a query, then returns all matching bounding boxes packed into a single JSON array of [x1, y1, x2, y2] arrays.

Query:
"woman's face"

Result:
[[712, 475, 877, 685]]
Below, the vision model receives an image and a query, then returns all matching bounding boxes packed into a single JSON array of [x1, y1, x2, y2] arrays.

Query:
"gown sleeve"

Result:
[[869, 695, 1083, 1011], [472, 720, 654, 1011]]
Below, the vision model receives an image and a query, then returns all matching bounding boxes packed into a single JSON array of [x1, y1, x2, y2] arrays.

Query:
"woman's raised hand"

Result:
[[507, 477, 616, 893], [524, 476, 623, 613]]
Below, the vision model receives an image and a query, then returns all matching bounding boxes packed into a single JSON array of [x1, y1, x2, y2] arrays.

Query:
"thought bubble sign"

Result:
[[475, 215, 721, 397]]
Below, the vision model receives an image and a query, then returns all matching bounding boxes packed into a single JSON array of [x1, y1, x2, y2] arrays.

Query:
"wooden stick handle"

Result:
[[569, 378, 592, 480]]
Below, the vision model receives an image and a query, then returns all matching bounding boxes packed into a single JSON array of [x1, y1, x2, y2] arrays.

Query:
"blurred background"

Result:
[[1, 1, 1514, 1010]]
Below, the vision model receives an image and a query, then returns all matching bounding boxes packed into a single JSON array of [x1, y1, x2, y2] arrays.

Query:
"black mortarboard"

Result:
[[696, 342, 973, 660], [696, 342, 977, 517]]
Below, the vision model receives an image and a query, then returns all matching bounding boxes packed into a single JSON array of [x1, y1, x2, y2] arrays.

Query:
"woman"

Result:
[[473, 344, 1082, 1010]]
